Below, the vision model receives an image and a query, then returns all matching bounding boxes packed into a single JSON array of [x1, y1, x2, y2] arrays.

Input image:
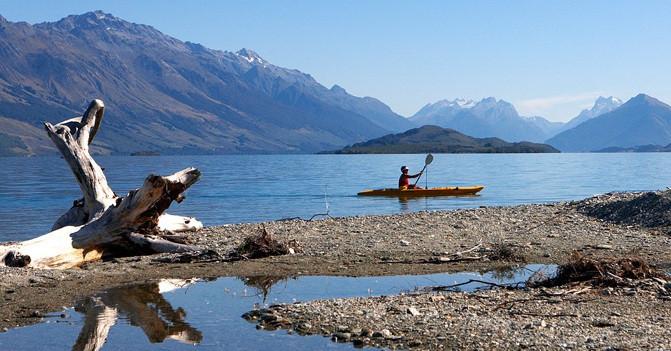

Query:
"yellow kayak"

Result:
[[358, 185, 485, 197]]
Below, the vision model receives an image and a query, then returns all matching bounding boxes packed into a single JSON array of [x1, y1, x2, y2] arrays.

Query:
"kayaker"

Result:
[[399, 166, 423, 189]]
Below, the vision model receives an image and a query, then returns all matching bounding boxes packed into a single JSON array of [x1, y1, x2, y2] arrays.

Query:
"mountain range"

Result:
[[1, 11, 669, 156], [409, 97, 554, 143], [0, 11, 413, 155]]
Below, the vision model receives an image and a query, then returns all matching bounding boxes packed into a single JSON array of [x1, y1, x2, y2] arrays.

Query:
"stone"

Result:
[[296, 322, 312, 332], [260, 313, 278, 322], [592, 319, 615, 327], [372, 329, 393, 338], [400, 240, 410, 246], [332, 332, 351, 342], [407, 307, 421, 316], [336, 325, 349, 332], [352, 339, 365, 347]]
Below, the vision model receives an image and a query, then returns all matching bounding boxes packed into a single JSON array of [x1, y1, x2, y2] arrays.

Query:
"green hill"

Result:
[[329, 125, 560, 154]]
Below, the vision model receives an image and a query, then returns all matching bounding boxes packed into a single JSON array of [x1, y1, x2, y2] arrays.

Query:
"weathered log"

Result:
[[0, 168, 201, 269], [0, 99, 203, 269], [127, 233, 200, 253]]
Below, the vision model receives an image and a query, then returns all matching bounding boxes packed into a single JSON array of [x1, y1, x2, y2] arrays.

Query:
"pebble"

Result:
[[372, 329, 393, 338], [407, 307, 421, 316], [332, 332, 351, 342]]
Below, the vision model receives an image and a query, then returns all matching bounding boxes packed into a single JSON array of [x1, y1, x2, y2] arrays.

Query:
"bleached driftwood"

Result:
[[0, 99, 203, 269]]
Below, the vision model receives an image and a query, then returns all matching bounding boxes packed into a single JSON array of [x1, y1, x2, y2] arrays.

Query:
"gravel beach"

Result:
[[1, 190, 670, 348]]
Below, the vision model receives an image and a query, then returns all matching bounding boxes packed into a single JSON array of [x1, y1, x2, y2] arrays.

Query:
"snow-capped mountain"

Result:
[[236, 48, 266, 64], [410, 97, 550, 142], [411, 99, 476, 124], [559, 96, 623, 132], [547, 94, 671, 151]]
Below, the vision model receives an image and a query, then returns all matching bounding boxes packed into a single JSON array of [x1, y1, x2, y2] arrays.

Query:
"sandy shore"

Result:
[[1, 191, 670, 348]]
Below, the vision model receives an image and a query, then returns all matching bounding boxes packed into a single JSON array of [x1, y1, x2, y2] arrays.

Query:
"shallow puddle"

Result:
[[0, 264, 555, 350]]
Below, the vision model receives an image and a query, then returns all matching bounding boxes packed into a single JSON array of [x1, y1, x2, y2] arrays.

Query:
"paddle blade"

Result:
[[425, 153, 434, 166]]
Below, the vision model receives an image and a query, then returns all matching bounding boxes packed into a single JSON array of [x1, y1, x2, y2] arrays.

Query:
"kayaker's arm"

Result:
[[409, 171, 423, 178]]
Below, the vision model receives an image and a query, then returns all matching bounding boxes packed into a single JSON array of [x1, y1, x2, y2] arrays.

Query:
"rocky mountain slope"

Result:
[[0, 11, 414, 155]]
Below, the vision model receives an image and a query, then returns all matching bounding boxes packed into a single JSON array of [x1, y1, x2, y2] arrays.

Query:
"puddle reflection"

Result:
[[72, 280, 202, 351], [238, 275, 295, 301], [1, 265, 557, 351]]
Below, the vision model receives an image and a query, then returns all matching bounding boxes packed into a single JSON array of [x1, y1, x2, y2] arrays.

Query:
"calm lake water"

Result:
[[1, 153, 670, 241], [0, 265, 554, 350]]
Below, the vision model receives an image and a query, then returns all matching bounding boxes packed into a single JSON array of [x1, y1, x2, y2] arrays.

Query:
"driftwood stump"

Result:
[[0, 99, 203, 269]]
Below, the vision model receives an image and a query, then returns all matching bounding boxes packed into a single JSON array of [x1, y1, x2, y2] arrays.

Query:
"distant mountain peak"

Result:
[[431, 98, 476, 109], [559, 95, 623, 134], [629, 93, 664, 106], [68, 10, 122, 24], [588, 96, 622, 111], [595, 96, 622, 105], [43, 10, 144, 33], [330, 84, 347, 94], [236, 48, 265, 64]]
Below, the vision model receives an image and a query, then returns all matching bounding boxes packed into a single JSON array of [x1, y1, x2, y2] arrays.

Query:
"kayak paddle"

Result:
[[413, 153, 433, 187]]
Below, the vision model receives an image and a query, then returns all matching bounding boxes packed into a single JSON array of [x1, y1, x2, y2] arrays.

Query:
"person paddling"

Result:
[[399, 166, 423, 189]]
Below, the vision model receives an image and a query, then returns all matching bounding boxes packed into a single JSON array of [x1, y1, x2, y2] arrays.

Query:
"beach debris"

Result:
[[3, 251, 31, 268], [530, 252, 668, 288], [486, 242, 527, 262], [229, 226, 291, 260], [153, 249, 222, 264]]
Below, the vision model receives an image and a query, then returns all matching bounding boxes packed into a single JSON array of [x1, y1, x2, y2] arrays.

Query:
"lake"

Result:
[[1, 153, 670, 241]]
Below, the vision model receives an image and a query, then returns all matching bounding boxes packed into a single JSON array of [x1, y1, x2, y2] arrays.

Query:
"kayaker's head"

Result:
[[401, 166, 408, 173]]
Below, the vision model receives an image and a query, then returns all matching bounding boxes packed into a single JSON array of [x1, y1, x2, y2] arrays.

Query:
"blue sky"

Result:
[[2, 0, 670, 121]]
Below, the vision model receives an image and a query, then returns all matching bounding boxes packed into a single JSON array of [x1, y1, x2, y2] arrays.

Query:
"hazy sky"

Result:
[[2, 0, 670, 121]]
